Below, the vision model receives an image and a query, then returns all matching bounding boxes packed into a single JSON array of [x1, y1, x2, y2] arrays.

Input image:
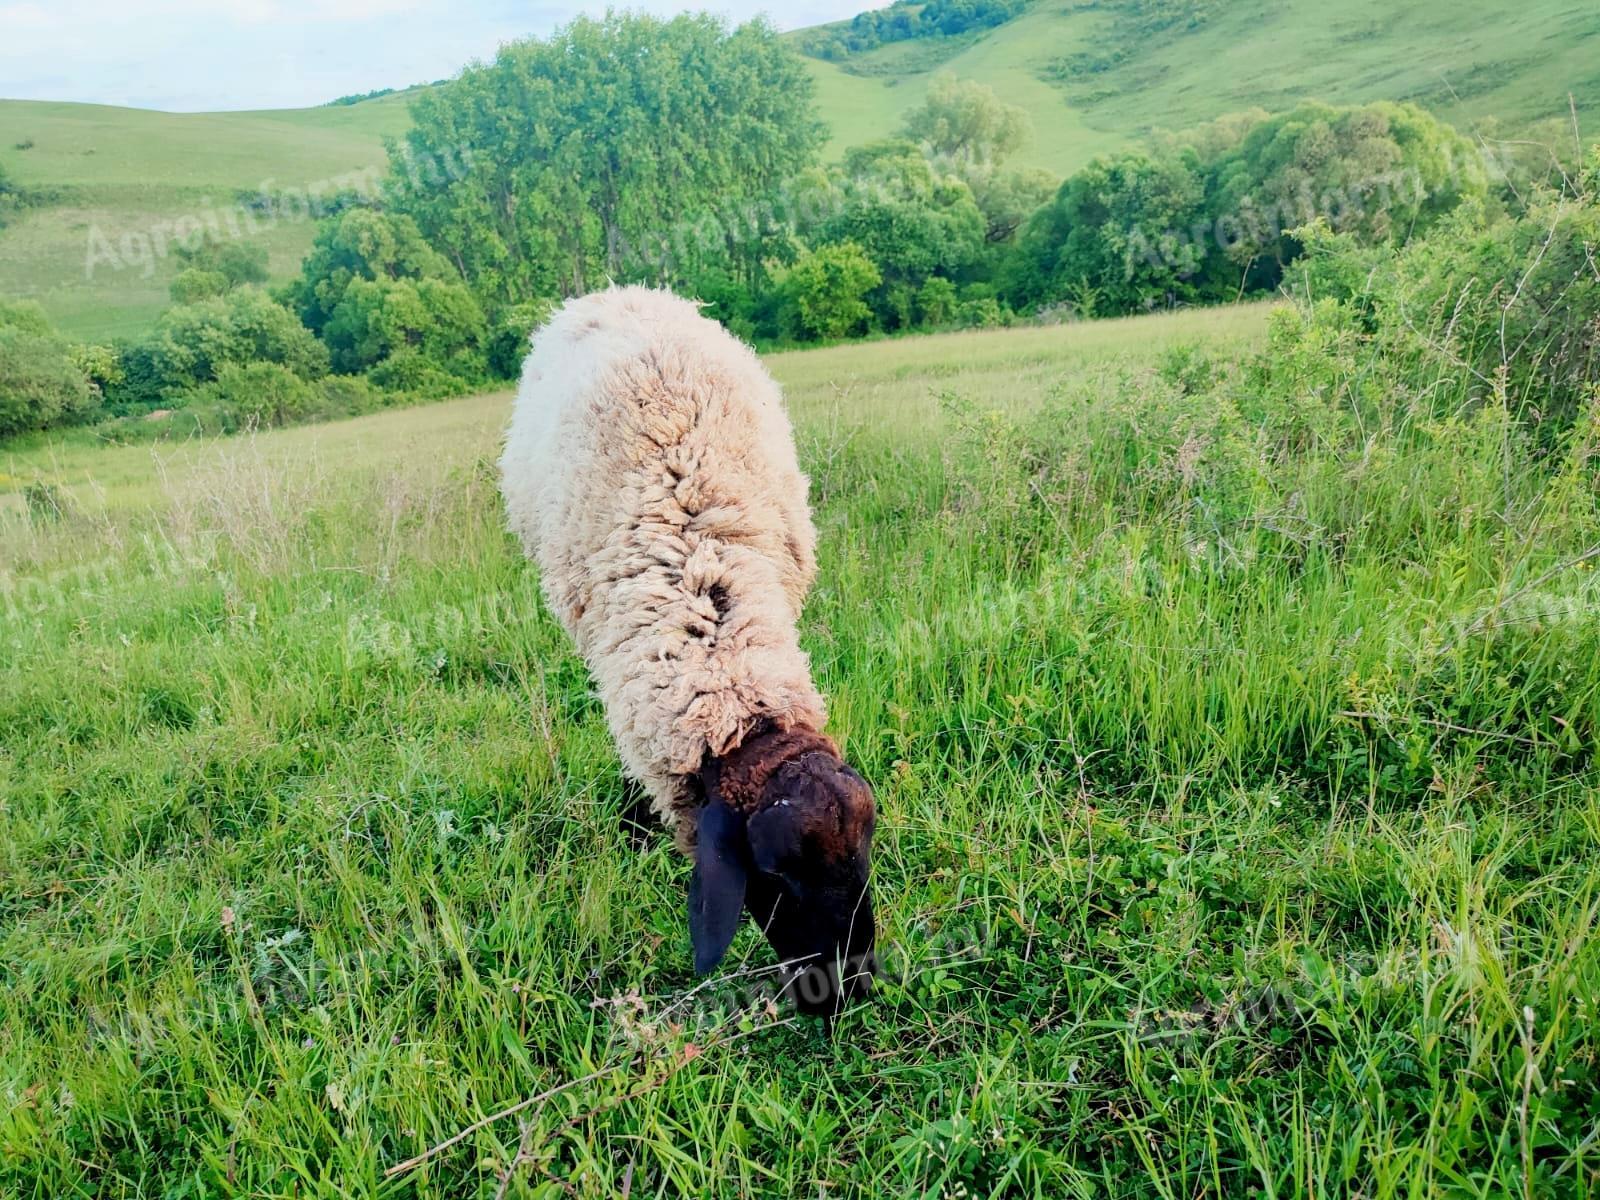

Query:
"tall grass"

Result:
[[2, 300, 1597, 1196]]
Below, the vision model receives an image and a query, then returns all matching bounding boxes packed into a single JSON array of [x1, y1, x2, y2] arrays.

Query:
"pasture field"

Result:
[[4, 302, 1600, 1197]]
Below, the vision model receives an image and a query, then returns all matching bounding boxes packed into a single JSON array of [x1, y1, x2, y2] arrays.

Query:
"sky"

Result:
[[0, 0, 879, 112]]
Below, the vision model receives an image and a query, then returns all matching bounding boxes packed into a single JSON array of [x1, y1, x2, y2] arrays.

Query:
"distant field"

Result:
[[5, 303, 1599, 1195], [0, 96, 415, 339]]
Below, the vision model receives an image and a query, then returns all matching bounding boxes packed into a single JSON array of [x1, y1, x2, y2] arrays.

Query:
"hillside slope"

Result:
[[0, 95, 414, 338], [802, 0, 1598, 169]]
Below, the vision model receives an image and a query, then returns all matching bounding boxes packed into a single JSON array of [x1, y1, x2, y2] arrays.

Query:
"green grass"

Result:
[[0, 96, 414, 340], [4, 303, 1599, 1196]]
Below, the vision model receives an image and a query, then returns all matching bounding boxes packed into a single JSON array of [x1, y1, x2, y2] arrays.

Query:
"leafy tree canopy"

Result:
[[387, 12, 824, 308]]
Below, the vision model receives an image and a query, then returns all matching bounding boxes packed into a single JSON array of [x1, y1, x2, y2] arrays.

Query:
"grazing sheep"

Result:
[[500, 286, 877, 1013]]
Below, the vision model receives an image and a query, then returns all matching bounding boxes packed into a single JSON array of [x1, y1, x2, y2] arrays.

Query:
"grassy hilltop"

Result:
[[2, 0, 1597, 339]]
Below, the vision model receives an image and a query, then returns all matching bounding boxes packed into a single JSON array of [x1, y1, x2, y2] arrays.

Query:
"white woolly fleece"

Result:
[[500, 286, 827, 848]]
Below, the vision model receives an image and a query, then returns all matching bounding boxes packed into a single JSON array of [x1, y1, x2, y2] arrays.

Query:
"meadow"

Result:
[[4, 300, 1599, 1197]]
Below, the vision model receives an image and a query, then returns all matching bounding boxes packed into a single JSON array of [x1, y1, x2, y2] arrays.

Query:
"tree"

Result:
[[900, 75, 1057, 244], [321, 275, 487, 377], [818, 139, 985, 327], [1199, 101, 1487, 288], [170, 268, 229, 304], [1008, 149, 1208, 312], [112, 289, 327, 408], [901, 73, 1029, 166], [288, 208, 455, 337], [174, 239, 270, 289], [387, 12, 824, 307], [783, 242, 881, 341]]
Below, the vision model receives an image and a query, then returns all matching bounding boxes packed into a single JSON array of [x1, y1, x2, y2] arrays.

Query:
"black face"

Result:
[[745, 855, 876, 1016], [687, 752, 878, 1017]]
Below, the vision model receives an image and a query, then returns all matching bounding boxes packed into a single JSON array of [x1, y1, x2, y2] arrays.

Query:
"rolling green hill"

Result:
[[3, 0, 1597, 339], [801, 0, 1600, 173], [0, 95, 414, 339]]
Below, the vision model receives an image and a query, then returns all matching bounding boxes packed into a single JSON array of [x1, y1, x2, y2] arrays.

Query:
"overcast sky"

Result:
[[0, 1, 878, 112]]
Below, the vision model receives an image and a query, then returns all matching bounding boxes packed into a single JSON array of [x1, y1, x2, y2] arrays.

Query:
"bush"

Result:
[[957, 296, 1008, 329], [1294, 183, 1600, 440], [169, 268, 229, 304], [783, 241, 881, 341], [0, 326, 96, 438], [368, 352, 474, 399], [0, 298, 55, 337], [322, 275, 487, 378], [916, 277, 959, 327], [108, 289, 328, 410], [199, 361, 319, 428]]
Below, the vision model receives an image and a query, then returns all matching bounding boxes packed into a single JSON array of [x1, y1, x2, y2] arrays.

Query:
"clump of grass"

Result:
[[22, 480, 72, 523]]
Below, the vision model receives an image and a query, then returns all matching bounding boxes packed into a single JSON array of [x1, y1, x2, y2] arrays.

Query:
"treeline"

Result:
[[796, 0, 1029, 62], [0, 12, 1543, 446]]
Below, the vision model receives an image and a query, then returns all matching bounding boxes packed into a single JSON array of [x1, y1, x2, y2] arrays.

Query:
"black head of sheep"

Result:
[[688, 727, 877, 1016]]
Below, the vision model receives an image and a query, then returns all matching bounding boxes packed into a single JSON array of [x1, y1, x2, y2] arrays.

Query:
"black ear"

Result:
[[688, 799, 748, 974]]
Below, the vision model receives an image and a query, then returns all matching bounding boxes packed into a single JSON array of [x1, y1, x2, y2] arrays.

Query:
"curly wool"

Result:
[[500, 287, 827, 849]]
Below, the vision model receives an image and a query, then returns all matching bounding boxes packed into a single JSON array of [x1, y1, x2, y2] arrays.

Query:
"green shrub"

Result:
[[368, 352, 473, 399], [322, 276, 487, 377], [957, 296, 1008, 328], [916, 276, 958, 327], [783, 241, 881, 341], [487, 300, 557, 379], [0, 325, 96, 438], [108, 289, 327, 410], [0, 297, 54, 336], [199, 362, 318, 428], [169, 268, 229, 304], [1294, 184, 1600, 440]]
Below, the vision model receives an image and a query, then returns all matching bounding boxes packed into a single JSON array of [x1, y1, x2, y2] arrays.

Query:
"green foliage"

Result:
[[1009, 148, 1208, 312], [901, 73, 1030, 164], [0, 297, 55, 337], [916, 275, 959, 326], [321, 276, 486, 378], [0, 324, 95, 438], [1201, 101, 1487, 281], [289, 208, 455, 337], [900, 75, 1058, 245], [819, 139, 986, 327], [797, 0, 1029, 61], [783, 240, 881, 340], [174, 238, 271, 289], [110, 288, 328, 410], [367, 350, 478, 399], [197, 361, 319, 427], [388, 12, 824, 307], [1007, 101, 1489, 315], [168, 267, 229, 304], [486, 300, 556, 380], [1294, 180, 1600, 440]]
